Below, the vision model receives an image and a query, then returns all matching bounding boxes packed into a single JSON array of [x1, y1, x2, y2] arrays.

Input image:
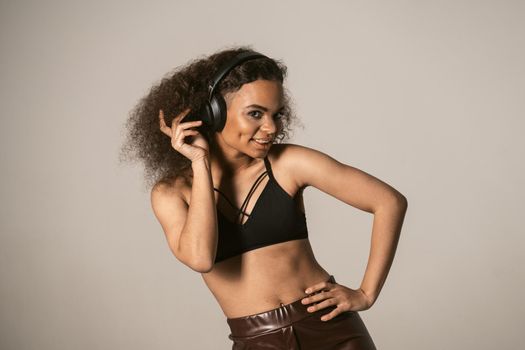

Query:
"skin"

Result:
[[153, 79, 408, 321]]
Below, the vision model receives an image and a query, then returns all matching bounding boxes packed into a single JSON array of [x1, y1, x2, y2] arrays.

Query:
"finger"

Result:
[[159, 127, 173, 139], [178, 120, 203, 130], [181, 129, 199, 138], [305, 280, 332, 294], [171, 108, 193, 130], [159, 110, 172, 134], [159, 110, 168, 126], [160, 126, 172, 137], [174, 107, 192, 122], [174, 121, 202, 141], [301, 290, 332, 305], [320, 305, 344, 322], [305, 297, 337, 313], [174, 129, 199, 145]]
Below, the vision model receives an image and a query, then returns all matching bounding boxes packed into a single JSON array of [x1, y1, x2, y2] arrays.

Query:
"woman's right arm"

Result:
[[150, 159, 218, 273], [150, 108, 218, 273]]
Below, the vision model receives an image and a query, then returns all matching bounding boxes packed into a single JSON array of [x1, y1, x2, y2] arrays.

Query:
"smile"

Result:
[[251, 138, 272, 148], [252, 138, 271, 144]]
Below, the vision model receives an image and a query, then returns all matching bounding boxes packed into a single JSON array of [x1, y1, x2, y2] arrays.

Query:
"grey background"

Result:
[[1, 0, 524, 349]]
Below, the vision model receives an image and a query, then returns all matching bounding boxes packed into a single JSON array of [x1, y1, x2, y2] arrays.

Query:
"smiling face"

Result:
[[213, 79, 285, 159]]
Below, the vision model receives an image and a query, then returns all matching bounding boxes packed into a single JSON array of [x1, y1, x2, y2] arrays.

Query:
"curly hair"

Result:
[[119, 44, 301, 190]]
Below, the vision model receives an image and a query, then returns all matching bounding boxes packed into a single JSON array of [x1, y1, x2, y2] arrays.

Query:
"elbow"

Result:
[[377, 192, 407, 213], [393, 195, 408, 215], [189, 259, 214, 273], [172, 246, 215, 273], [389, 188, 408, 209], [396, 194, 408, 210]]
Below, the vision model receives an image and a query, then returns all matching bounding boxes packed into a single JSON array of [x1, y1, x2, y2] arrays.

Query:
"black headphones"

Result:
[[182, 50, 269, 132]]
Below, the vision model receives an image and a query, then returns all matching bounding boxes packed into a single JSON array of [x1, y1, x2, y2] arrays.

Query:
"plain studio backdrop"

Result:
[[1, 0, 523, 349]]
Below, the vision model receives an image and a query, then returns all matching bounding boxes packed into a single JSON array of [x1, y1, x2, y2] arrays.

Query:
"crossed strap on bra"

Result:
[[213, 170, 269, 225]]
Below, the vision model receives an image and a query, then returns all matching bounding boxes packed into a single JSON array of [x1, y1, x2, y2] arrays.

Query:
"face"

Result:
[[214, 79, 285, 158]]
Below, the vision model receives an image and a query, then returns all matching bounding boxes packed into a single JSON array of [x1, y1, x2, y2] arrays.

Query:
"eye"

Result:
[[247, 110, 285, 120], [274, 111, 285, 120], [248, 110, 263, 118]]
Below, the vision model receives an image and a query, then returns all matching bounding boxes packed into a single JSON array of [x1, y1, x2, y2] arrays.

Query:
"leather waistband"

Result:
[[227, 274, 337, 337]]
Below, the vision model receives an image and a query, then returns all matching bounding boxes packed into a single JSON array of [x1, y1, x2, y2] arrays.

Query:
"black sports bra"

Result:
[[213, 156, 309, 263]]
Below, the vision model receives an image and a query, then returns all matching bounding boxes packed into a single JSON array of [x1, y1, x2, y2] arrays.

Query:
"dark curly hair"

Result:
[[119, 44, 301, 190]]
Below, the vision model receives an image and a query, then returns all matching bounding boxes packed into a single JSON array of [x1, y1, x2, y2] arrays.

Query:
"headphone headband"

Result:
[[208, 51, 268, 99]]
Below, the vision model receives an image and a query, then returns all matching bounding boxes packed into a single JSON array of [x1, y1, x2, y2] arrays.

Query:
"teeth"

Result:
[[254, 139, 270, 144]]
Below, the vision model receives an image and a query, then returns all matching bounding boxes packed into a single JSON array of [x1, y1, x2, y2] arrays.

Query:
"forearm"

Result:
[[178, 157, 218, 271], [359, 195, 408, 304]]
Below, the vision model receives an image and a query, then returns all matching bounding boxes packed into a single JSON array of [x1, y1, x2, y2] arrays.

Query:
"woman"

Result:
[[121, 45, 407, 349]]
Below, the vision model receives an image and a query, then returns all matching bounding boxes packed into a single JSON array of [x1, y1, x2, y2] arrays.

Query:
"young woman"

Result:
[[121, 45, 407, 349]]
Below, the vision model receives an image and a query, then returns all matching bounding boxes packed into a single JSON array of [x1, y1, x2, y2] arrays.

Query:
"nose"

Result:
[[261, 115, 277, 136]]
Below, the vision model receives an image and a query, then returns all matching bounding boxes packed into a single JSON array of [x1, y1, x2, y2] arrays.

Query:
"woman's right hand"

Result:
[[159, 108, 210, 162]]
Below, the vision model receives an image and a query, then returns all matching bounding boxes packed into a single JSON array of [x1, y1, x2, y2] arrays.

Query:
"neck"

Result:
[[210, 148, 261, 177], [209, 132, 263, 176]]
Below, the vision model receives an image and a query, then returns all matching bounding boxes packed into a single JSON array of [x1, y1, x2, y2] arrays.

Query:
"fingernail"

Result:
[[305, 289, 310, 294]]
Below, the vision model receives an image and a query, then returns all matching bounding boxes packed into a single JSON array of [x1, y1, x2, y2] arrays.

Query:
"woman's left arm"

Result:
[[282, 144, 408, 309], [358, 191, 407, 306]]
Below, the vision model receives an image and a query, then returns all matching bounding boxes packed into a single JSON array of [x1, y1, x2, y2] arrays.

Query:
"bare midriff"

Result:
[[201, 238, 331, 319]]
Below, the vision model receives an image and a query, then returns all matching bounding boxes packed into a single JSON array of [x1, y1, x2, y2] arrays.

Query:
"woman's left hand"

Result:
[[301, 280, 375, 321]]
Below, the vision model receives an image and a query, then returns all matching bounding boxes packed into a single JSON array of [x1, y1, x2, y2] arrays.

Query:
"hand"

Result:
[[301, 279, 375, 322], [159, 108, 209, 162]]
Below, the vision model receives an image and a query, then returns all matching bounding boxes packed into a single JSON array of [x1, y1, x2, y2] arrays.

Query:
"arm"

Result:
[[359, 196, 407, 305], [282, 143, 408, 305], [151, 157, 218, 273]]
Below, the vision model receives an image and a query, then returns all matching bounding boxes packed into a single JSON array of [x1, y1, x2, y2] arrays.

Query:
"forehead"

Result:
[[225, 80, 284, 107]]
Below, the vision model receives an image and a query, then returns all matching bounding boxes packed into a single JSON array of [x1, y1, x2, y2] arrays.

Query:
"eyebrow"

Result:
[[244, 104, 285, 111]]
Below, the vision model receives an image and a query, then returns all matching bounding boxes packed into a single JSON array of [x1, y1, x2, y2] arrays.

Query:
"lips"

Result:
[[252, 138, 272, 144], [251, 138, 272, 148]]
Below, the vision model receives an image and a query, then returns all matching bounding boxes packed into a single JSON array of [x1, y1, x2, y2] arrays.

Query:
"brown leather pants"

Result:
[[226, 275, 377, 349]]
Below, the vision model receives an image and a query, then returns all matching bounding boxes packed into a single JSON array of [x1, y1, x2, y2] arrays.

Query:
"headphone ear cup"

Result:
[[199, 102, 214, 128], [182, 103, 212, 130], [209, 93, 227, 132]]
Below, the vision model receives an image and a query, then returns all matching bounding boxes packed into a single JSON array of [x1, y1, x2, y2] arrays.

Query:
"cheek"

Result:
[[227, 114, 256, 134], [222, 117, 254, 142]]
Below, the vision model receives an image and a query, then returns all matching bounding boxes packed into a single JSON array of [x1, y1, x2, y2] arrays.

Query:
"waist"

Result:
[[205, 239, 328, 317], [227, 275, 338, 337]]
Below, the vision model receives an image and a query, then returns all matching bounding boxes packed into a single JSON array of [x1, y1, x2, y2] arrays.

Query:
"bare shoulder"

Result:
[[269, 143, 407, 213], [151, 175, 191, 206], [268, 142, 339, 189], [269, 142, 330, 162], [150, 176, 190, 230]]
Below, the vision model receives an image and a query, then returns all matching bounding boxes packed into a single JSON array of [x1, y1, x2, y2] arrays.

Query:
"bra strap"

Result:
[[213, 168, 269, 224], [213, 188, 250, 216], [236, 171, 268, 224], [263, 156, 275, 180]]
